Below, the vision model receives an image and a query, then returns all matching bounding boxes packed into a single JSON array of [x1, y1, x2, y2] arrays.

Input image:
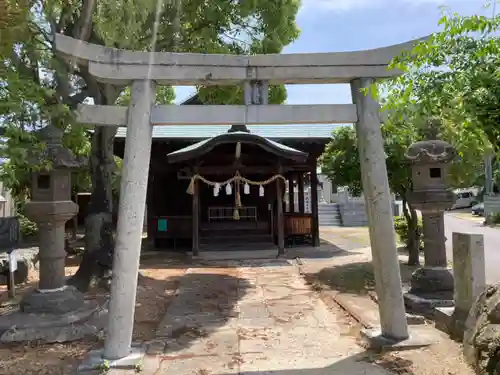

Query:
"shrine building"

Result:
[[113, 94, 337, 255]]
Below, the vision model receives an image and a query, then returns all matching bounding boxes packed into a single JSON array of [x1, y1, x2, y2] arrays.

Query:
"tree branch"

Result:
[[74, 0, 96, 41], [57, 4, 72, 33]]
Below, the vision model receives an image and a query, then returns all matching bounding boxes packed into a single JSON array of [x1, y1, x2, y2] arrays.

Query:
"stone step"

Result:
[[200, 241, 276, 252], [200, 234, 273, 245]]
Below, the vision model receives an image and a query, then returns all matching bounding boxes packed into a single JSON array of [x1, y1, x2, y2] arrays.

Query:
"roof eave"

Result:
[[167, 132, 308, 164]]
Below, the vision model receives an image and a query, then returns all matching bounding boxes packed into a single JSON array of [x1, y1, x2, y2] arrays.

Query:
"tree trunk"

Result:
[[67, 125, 117, 292], [402, 198, 420, 266]]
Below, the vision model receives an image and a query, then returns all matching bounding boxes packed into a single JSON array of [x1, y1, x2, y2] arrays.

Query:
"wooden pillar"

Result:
[[298, 173, 305, 214], [192, 179, 199, 256], [276, 178, 285, 255], [311, 163, 320, 247], [145, 176, 155, 245], [288, 175, 295, 213]]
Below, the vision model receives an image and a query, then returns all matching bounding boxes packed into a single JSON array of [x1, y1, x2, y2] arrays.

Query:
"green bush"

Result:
[[488, 212, 500, 224], [18, 214, 38, 238], [394, 215, 423, 248]]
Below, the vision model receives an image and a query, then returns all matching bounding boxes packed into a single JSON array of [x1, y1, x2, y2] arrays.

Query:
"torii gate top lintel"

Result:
[[54, 34, 428, 85]]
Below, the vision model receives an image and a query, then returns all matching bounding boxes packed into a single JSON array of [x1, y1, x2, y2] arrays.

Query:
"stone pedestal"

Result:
[[422, 212, 447, 267], [405, 267, 454, 314], [404, 208, 455, 313], [20, 286, 85, 315], [409, 210, 453, 304], [20, 200, 86, 313]]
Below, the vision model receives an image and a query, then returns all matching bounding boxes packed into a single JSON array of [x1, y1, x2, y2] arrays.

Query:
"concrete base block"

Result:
[[77, 345, 145, 373], [360, 327, 435, 351], [434, 306, 454, 334]]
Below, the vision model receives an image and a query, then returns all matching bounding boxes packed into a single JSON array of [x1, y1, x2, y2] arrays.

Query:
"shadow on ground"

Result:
[[138, 241, 363, 269], [286, 241, 363, 260], [138, 269, 251, 355], [305, 260, 420, 295], [216, 351, 416, 375]]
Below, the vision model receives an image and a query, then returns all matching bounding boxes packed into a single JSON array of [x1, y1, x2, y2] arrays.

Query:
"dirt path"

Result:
[[146, 259, 391, 375]]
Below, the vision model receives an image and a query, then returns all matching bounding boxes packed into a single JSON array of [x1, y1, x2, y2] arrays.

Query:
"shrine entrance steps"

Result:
[[200, 221, 275, 252]]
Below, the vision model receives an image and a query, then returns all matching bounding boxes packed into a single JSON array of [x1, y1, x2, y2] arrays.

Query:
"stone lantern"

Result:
[[20, 125, 87, 314], [404, 135, 457, 309]]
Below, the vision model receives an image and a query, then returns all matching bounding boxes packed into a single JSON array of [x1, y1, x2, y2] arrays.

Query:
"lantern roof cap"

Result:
[[405, 139, 456, 164], [32, 125, 87, 170]]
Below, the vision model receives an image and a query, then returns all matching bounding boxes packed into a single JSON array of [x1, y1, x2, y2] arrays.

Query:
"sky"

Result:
[[174, 0, 491, 105]]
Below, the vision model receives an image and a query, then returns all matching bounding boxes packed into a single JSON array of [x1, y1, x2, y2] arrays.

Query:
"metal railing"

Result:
[[208, 206, 258, 222]]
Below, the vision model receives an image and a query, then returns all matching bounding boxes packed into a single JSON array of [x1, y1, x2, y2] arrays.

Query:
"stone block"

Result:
[[434, 306, 454, 334], [452, 232, 485, 319], [434, 306, 468, 340]]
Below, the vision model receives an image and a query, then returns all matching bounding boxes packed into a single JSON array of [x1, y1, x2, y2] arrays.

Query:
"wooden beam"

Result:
[[192, 179, 200, 256], [310, 163, 320, 247], [288, 176, 295, 213], [77, 104, 358, 126], [276, 177, 285, 255], [298, 173, 305, 214]]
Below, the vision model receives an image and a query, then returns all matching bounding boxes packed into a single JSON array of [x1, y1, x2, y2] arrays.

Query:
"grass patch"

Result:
[[314, 262, 376, 295], [309, 260, 420, 296]]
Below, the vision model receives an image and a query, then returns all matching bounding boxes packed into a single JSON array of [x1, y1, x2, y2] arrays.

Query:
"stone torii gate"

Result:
[[55, 33, 423, 364]]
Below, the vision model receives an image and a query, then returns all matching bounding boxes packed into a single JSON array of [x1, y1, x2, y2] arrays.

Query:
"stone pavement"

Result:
[[142, 259, 391, 375]]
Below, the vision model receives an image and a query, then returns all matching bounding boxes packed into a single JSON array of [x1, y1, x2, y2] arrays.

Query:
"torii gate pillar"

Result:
[[104, 80, 156, 360], [351, 78, 409, 341]]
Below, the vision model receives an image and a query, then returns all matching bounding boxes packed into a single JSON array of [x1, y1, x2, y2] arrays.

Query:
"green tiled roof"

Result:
[[115, 124, 341, 140]]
